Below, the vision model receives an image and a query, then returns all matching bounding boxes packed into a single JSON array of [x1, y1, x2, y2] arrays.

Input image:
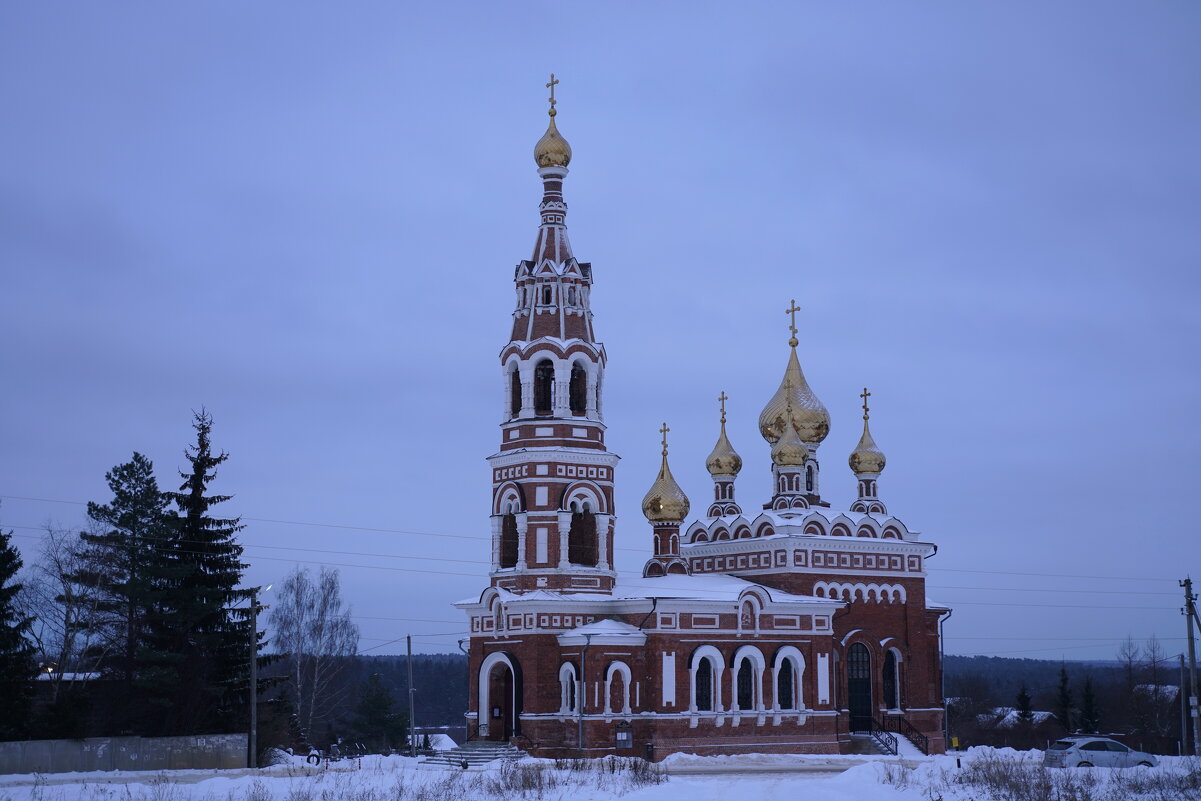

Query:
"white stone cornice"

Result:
[[486, 448, 621, 468]]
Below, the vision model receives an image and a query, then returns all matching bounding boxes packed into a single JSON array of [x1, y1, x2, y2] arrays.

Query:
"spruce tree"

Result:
[[1015, 683, 1034, 722], [150, 409, 256, 735], [0, 527, 36, 739], [1055, 665, 1074, 732], [352, 673, 405, 752], [73, 453, 172, 732], [1079, 676, 1099, 733]]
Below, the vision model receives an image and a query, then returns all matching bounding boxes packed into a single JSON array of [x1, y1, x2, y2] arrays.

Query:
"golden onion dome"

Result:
[[759, 344, 830, 445], [770, 400, 810, 467], [534, 110, 572, 168], [705, 396, 743, 477], [642, 427, 690, 523], [849, 395, 886, 474]]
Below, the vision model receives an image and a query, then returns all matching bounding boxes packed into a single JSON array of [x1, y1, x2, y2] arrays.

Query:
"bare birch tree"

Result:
[[269, 566, 359, 742], [17, 525, 112, 700]]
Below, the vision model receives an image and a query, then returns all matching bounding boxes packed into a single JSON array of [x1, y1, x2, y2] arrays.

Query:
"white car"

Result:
[[1043, 736, 1159, 768]]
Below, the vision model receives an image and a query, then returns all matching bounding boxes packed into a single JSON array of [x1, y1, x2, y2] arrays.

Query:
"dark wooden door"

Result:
[[848, 643, 873, 732]]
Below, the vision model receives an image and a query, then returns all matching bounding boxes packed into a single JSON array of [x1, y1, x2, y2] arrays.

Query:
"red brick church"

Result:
[[455, 81, 949, 760]]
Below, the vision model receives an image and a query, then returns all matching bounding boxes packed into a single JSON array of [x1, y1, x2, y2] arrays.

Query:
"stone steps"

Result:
[[421, 741, 526, 769]]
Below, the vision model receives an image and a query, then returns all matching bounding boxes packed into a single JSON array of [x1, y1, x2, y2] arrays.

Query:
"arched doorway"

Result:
[[479, 653, 521, 741], [847, 643, 872, 732]]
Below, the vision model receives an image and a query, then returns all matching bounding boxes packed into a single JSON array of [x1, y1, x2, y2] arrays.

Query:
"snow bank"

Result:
[[0, 747, 1195, 801]]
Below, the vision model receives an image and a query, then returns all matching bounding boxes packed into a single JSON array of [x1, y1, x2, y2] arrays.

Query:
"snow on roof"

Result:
[[562, 618, 644, 636], [926, 598, 952, 610], [558, 617, 647, 646], [1135, 684, 1180, 701], [980, 707, 1056, 728], [701, 507, 883, 531]]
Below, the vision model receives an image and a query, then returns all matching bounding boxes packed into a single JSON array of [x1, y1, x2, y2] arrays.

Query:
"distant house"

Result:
[[1133, 684, 1180, 703], [977, 706, 1055, 729]]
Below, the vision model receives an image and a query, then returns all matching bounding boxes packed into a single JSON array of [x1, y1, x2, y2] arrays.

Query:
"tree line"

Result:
[[946, 641, 1188, 754]]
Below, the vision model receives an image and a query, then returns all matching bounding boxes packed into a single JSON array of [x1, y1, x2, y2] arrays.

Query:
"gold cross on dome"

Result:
[[659, 422, 670, 454], [785, 299, 801, 338], [546, 73, 559, 111], [718, 391, 728, 423], [860, 387, 872, 418]]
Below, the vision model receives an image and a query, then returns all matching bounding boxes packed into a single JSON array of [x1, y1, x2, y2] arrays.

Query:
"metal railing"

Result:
[[880, 716, 930, 755], [869, 719, 898, 755]]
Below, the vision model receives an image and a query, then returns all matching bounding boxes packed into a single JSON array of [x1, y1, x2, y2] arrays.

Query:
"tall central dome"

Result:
[[758, 302, 830, 445]]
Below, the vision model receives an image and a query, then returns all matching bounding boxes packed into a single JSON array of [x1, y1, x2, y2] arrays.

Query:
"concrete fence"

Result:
[[0, 734, 247, 775]]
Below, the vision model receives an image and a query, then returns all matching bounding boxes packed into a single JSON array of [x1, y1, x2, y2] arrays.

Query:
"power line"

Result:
[[929, 584, 1178, 597], [5, 529, 1185, 610], [4, 493, 1177, 583], [947, 636, 1187, 641], [7, 523, 1179, 596], [925, 567, 1173, 582], [5, 521, 1187, 615]]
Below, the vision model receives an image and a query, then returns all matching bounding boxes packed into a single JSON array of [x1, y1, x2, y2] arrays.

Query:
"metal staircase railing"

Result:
[[869, 719, 898, 755], [880, 716, 930, 755]]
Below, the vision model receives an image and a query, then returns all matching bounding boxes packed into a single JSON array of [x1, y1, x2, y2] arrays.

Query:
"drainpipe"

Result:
[[577, 633, 593, 754], [939, 608, 953, 750]]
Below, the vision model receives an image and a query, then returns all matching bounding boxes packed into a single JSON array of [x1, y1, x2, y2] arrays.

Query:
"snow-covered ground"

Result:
[[0, 748, 1197, 801]]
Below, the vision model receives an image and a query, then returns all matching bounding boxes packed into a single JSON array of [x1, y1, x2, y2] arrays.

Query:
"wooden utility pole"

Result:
[[407, 635, 417, 757], [1182, 653, 1189, 755], [1183, 577, 1200, 756]]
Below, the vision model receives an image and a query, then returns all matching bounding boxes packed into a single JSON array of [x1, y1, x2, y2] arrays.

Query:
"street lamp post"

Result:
[[250, 588, 259, 769]]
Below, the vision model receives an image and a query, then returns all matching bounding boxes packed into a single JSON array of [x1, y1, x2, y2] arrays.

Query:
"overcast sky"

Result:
[[2, 2, 1199, 661]]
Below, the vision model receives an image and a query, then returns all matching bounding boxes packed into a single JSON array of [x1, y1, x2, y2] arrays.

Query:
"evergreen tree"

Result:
[[72, 453, 172, 732], [1015, 683, 1034, 722], [1079, 676, 1099, 733], [351, 673, 406, 752], [0, 527, 36, 739], [1055, 665, 1074, 731], [148, 409, 256, 735]]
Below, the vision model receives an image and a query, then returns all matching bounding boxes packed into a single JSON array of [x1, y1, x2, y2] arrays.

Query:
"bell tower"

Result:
[[487, 77, 618, 594]]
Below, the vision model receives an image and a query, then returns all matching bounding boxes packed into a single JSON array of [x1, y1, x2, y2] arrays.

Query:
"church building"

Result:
[[455, 81, 950, 760]]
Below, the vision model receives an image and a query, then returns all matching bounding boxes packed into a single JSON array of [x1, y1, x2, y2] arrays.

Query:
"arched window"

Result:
[[569, 364, 587, 416], [567, 286, 576, 305], [542, 285, 552, 305], [499, 513, 518, 568], [559, 663, 578, 714], [509, 370, 522, 418], [534, 360, 554, 415], [606, 662, 631, 715], [569, 504, 598, 566], [883, 650, 900, 710], [695, 658, 713, 712], [776, 662, 795, 710], [736, 660, 755, 711], [805, 464, 815, 492]]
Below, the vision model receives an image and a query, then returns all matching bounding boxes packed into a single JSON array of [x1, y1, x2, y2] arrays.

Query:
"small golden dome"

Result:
[[771, 401, 810, 467], [642, 425, 690, 523], [759, 345, 829, 445], [849, 405, 886, 475], [706, 394, 742, 477], [534, 110, 572, 168]]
